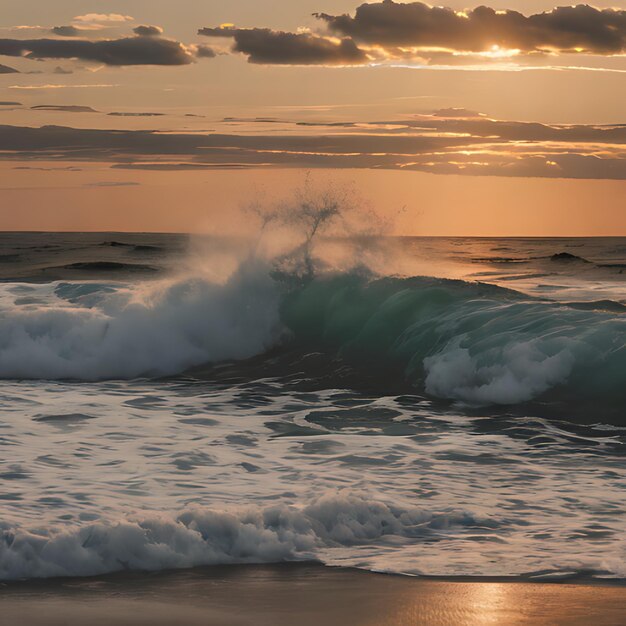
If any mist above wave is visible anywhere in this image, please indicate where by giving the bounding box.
[0,181,378,381]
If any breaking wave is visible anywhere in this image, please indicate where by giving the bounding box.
[282,273,625,416]
[0,493,496,581]
[0,261,282,380]
[0,263,623,418]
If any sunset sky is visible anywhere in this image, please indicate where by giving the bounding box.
[1,1,626,235]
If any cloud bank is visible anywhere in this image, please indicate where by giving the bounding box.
[199,3,626,67]
[1,112,625,180]
[316,2,626,54]
[6,4,626,71]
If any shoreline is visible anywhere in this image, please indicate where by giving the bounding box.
[2,563,625,626]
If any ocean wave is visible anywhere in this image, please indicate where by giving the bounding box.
[0,266,624,416]
[0,493,495,581]
[281,273,625,415]
[0,262,282,380]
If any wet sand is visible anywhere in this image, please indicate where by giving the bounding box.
[2,563,625,626]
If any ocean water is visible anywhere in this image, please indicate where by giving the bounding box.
[0,233,624,581]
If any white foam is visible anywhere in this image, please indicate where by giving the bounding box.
[424,340,575,404]
[0,493,492,580]
[0,261,282,380]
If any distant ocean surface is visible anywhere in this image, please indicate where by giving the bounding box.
[0,233,624,581]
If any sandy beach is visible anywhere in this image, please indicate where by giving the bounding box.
[2,563,625,626]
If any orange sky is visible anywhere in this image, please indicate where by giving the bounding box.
[1,1,626,235]
[1,165,623,236]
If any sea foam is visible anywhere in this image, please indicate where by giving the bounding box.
[0,493,495,581]
[0,261,281,380]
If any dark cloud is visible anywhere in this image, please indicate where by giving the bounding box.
[199,26,367,65]
[315,2,626,54]
[108,111,165,117]
[13,165,82,171]
[0,101,22,106]
[53,66,73,75]
[31,105,98,113]
[0,63,18,74]
[0,123,471,157]
[133,25,164,37]
[0,36,193,65]
[50,26,82,37]
[196,45,216,59]
[112,163,253,171]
